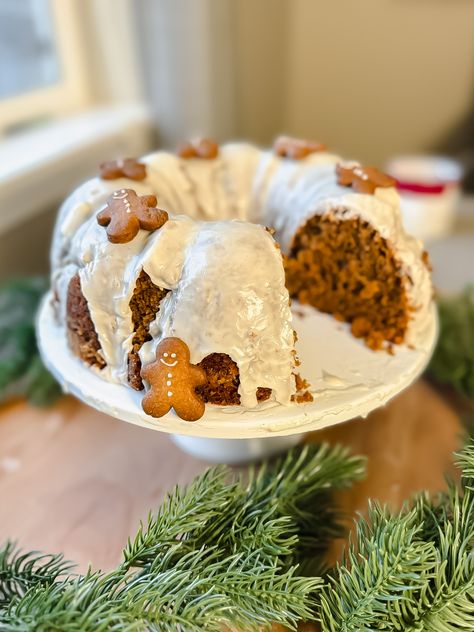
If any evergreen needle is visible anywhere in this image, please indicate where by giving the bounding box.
[428,286,474,401]
[0,277,62,407]
[319,437,474,632]
[0,443,364,630]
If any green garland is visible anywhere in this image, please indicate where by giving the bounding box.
[428,286,474,401]
[320,440,474,631]
[0,444,365,631]
[0,277,61,406]
[0,440,474,632]
[1,441,473,630]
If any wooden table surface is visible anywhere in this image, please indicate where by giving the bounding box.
[0,379,464,576]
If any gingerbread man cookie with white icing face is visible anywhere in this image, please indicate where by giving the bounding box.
[97,189,168,244]
[141,338,207,422]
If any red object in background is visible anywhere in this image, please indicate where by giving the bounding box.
[385,155,463,241]
[387,156,463,196]
[395,180,452,195]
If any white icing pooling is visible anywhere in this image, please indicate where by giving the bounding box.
[218,143,262,220]
[73,216,199,384]
[141,215,198,289]
[60,202,92,237]
[144,153,197,216]
[51,141,433,410]
[179,157,228,220]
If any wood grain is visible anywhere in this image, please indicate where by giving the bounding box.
[0,380,463,572]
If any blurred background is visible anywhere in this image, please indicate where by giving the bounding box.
[0,0,473,285]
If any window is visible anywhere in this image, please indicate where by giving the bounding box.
[0,0,89,135]
[0,0,60,100]
[0,0,151,236]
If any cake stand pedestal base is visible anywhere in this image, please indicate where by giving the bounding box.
[171,433,304,464]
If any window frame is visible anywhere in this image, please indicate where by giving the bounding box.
[0,0,90,135]
[0,0,151,236]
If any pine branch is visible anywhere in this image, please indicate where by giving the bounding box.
[457,440,474,490]
[125,444,366,576]
[0,541,74,608]
[0,444,363,631]
[123,465,235,568]
[428,286,474,400]
[0,569,138,632]
[0,277,61,406]
[1,548,320,632]
[131,547,321,631]
[319,438,474,632]
[399,443,474,631]
[319,503,438,632]
[240,443,366,576]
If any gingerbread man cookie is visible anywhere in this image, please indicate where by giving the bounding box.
[97,189,168,244]
[336,164,396,195]
[141,338,207,422]
[177,138,219,160]
[274,136,327,160]
[99,158,147,181]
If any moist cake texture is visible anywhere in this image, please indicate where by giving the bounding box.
[66,274,105,369]
[285,213,413,350]
[128,271,169,390]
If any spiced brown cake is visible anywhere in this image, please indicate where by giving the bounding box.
[50,137,433,418]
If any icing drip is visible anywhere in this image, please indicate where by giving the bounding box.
[77,221,150,381]
[140,221,295,407]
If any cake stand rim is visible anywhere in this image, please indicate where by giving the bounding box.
[37,292,438,439]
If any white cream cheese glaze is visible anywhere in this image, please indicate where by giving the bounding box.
[52,206,297,406]
[140,220,295,408]
[51,141,433,409]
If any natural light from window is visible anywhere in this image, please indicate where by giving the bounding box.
[0,0,60,100]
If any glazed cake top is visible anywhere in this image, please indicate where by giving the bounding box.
[51,142,433,408]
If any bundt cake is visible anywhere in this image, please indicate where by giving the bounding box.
[50,137,433,421]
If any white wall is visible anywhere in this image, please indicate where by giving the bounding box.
[223,0,474,163]
[284,0,474,162]
[281,0,474,163]
[136,0,474,165]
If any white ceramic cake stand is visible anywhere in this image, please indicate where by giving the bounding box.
[37,294,437,463]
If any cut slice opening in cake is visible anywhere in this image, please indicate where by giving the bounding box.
[196,353,272,406]
[128,274,279,403]
[284,212,413,350]
[66,274,106,369]
[128,270,169,390]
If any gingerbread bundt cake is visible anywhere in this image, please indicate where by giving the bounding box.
[50,137,433,420]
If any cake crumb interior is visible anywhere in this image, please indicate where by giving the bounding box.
[66,274,106,369]
[128,270,169,390]
[196,353,272,405]
[284,213,411,350]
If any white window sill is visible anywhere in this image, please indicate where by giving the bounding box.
[0,103,154,235]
